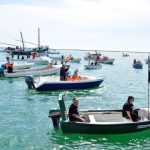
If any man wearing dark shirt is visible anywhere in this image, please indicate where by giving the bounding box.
[60,65,66,81]
[122,96,139,122]
[69,98,85,122]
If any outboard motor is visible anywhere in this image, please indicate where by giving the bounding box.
[49,109,61,128]
[25,75,35,89]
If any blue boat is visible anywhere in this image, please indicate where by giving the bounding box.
[34,76,104,91]
[133,63,143,69]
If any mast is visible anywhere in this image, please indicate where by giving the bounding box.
[20,32,25,51]
[38,27,40,50]
[148,55,150,119]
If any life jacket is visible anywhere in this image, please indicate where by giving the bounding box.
[67,77,73,81]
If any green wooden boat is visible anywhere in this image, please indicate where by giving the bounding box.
[49,95,150,134]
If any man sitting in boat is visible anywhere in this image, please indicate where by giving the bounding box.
[133,59,136,64]
[72,69,81,80]
[69,98,85,122]
[54,61,58,65]
[95,61,98,65]
[6,62,13,73]
[91,62,94,65]
[103,56,108,61]
[122,96,140,122]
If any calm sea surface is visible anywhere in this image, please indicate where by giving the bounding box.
[0,50,150,150]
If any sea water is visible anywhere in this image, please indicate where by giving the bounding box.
[0,50,150,150]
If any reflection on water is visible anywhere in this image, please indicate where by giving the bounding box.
[49,128,150,149]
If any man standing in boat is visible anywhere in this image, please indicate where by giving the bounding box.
[60,64,68,81]
[69,98,85,122]
[122,96,140,122]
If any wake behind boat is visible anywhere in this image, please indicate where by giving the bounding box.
[32,76,104,91]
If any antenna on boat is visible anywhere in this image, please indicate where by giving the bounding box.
[148,55,150,119]
[20,31,25,51]
[38,27,40,50]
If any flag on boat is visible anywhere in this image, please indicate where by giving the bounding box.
[148,56,150,83]
[65,55,71,62]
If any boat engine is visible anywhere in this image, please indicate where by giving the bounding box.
[25,75,35,89]
[49,109,61,128]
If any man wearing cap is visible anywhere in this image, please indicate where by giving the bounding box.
[69,98,85,122]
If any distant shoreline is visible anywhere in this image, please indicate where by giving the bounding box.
[0,47,150,54]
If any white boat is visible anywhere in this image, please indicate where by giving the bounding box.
[11,56,52,65]
[4,65,60,78]
[84,63,102,69]
[27,56,52,65]
[33,76,104,91]
[84,52,102,60]
[98,58,115,65]
[14,63,34,70]
[48,49,60,54]
[50,56,81,63]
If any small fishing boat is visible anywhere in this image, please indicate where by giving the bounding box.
[27,56,52,65]
[133,63,143,69]
[11,56,52,65]
[98,58,115,65]
[50,56,81,63]
[122,53,129,57]
[33,76,104,91]
[48,49,60,54]
[84,63,102,69]
[84,54,115,65]
[84,52,102,60]
[13,63,34,70]
[4,65,60,78]
[49,95,150,134]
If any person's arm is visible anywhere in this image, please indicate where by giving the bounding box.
[126,111,132,120]
[72,114,85,122]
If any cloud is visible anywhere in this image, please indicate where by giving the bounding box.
[0,0,150,50]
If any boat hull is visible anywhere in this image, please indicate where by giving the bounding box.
[61,120,150,134]
[36,79,103,91]
[60,109,150,134]
[5,67,60,78]
[133,64,143,69]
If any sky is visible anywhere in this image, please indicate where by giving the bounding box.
[0,0,150,51]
